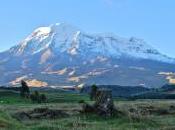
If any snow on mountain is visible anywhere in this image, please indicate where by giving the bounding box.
[1,22,175,87]
[8,22,175,64]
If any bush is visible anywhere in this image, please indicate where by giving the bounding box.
[40,94,47,103]
[78,100,85,104]
[30,91,47,103]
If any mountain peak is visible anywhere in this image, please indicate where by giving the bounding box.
[1,22,175,87]
[6,22,175,64]
[30,22,80,38]
[33,27,52,36]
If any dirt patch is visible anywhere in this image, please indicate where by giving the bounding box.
[13,108,69,121]
[0,120,9,128]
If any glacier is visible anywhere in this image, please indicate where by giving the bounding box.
[8,22,174,64]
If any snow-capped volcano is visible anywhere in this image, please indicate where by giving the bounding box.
[10,23,81,56]
[9,23,174,63]
[0,23,175,87]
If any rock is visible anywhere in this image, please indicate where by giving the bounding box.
[13,108,69,121]
[32,108,49,114]
[94,88,115,117]
[82,88,116,117]
[82,103,95,113]
[13,112,31,121]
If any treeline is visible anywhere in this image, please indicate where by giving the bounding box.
[131,84,175,99]
[81,84,175,99]
[131,92,175,99]
[81,85,150,98]
[0,86,20,91]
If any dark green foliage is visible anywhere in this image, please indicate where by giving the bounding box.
[30,91,47,103]
[20,80,30,98]
[40,94,47,103]
[0,88,89,104]
[90,84,98,101]
[30,91,38,103]
[78,100,85,104]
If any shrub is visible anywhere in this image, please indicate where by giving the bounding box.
[78,100,85,104]
[30,91,47,103]
[40,94,47,103]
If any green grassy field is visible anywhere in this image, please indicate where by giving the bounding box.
[1,89,175,130]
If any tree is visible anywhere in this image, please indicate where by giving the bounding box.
[30,92,37,102]
[40,94,47,103]
[20,80,30,98]
[90,84,98,101]
[30,91,40,103]
[34,91,39,98]
[30,91,47,103]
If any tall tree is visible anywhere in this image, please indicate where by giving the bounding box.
[90,84,98,101]
[20,80,30,98]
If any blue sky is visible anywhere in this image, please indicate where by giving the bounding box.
[0,0,175,57]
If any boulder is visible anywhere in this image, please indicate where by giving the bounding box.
[13,108,69,121]
[94,88,115,117]
[82,88,116,117]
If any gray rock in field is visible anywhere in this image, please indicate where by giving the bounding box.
[94,88,114,117]
[13,112,31,121]
[13,108,69,121]
[82,88,115,117]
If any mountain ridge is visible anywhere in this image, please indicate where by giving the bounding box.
[7,23,175,63]
[0,22,175,87]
